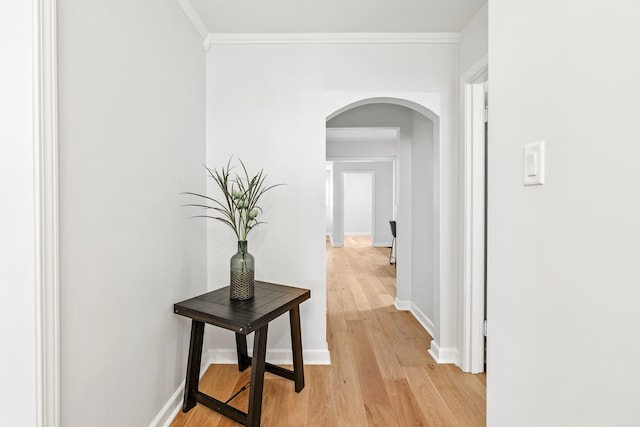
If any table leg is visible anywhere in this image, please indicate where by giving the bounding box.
[247,325,268,427]
[183,320,205,412]
[289,306,305,392]
[235,332,250,371]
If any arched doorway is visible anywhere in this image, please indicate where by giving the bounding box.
[325,97,446,362]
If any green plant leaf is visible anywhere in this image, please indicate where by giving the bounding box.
[183,158,283,241]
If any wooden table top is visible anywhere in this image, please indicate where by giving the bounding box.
[174,281,310,335]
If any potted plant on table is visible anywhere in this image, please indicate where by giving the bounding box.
[184,158,282,300]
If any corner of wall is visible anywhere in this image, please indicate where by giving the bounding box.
[409,302,435,338]
[428,341,460,365]
[148,351,214,427]
[396,298,462,367]
[175,0,209,41]
[149,343,332,425]
[394,298,411,311]
[458,3,488,75]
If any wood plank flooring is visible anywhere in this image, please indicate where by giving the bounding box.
[171,235,486,427]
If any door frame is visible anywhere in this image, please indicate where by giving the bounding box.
[461,57,488,374]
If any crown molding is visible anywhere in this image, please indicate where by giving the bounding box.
[207,32,460,46]
[175,0,210,50]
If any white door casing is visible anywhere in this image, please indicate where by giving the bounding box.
[461,57,488,374]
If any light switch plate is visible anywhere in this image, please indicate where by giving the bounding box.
[523,141,545,186]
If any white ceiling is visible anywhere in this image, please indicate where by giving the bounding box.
[189,0,487,33]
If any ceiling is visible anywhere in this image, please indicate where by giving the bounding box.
[189,0,487,33]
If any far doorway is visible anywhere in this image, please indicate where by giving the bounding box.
[343,171,374,240]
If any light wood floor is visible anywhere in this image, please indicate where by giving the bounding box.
[171,235,486,427]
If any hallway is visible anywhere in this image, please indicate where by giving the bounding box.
[171,236,485,426]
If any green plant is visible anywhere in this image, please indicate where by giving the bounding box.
[183,158,282,241]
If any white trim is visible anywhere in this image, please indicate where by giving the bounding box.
[397,299,460,365]
[148,347,330,426]
[208,32,460,45]
[148,352,215,427]
[174,0,210,48]
[394,297,411,311]
[208,348,332,365]
[326,97,439,122]
[396,300,436,344]
[328,232,342,248]
[428,341,459,365]
[372,240,393,248]
[460,54,489,83]
[148,382,184,427]
[460,56,488,374]
[34,0,60,425]
[409,302,435,339]
[344,232,373,236]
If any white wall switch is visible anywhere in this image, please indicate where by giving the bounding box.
[523,141,545,186]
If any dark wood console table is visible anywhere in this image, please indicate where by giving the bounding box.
[174,281,310,427]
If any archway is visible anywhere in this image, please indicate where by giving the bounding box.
[325,97,444,361]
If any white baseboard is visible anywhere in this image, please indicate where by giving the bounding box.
[428,340,441,363]
[428,340,460,365]
[149,346,330,426]
[373,240,393,247]
[148,381,184,427]
[394,298,411,311]
[394,298,459,365]
[328,234,343,248]
[148,352,214,427]
[408,302,435,339]
[209,348,332,365]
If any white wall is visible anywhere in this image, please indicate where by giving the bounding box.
[325,166,333,235]
[206,40,458,360]
[459,2,488,73]
[343,172,373,235]
[410,112,436,330]
[488,1,640,425]
[0,1,38,424]
[57,0,207,425]
[326,138,397,158]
